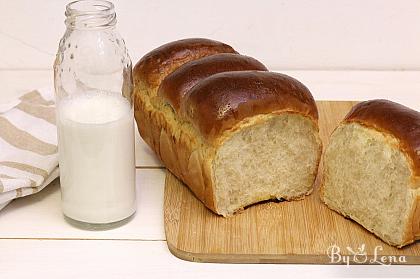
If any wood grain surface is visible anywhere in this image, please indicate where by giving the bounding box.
[164,101,420,264]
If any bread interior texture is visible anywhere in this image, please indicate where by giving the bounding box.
[322,122,415,246]
[213,113,320,216]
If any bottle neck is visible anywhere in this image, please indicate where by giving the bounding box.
[65,0,116,30]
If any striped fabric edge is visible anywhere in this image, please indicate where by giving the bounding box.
[0,165,45,189]
[0,167,59,205]
[0,201,10,211]
[0,177,34,193]
[0,191,16,207]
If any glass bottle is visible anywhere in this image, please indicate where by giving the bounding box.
[53,0,136,229]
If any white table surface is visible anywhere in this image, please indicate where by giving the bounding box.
[1,70,420,278]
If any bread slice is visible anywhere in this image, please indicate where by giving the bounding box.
[133,38,322,216]
[212,112,321,214]
[320,100,420,247]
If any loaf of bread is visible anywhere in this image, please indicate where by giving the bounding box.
[321,100,420,247]
[133,38,322,216]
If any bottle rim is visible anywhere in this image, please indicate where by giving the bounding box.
[65,0,116,30]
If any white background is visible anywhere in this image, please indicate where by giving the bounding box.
[0,0,420,70]
[0,0,420,278]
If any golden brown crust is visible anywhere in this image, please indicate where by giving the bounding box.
[344,99,420,179]
[158,53,268,112]
[133,89,218,212]
[133,38,237,94]
[132,38,237,213]
[181,71,319,143]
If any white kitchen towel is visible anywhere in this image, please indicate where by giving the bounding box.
[0,87,59,210]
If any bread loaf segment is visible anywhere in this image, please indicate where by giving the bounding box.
[133,38,322,216]
[321,100,420,247]
[345,100,420,178]
[181,71,319,143]
[158,53,268,112]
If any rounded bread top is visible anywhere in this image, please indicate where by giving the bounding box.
[158,53,268,112]
[133,38,237,91]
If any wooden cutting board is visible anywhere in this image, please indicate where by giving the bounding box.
[164,101,420,264]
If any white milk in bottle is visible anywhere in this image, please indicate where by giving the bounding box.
[57,91,136,226]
